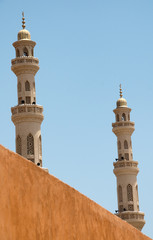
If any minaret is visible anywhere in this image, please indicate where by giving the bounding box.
[11,13,44,167]
[112,85,145,231]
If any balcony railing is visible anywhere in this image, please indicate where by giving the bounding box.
[116,211,144,221]
[11,105,43,115]
[11,57,39,66]
[112,121,135,128]
[113,160,138,169]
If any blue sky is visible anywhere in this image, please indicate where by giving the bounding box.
[0,0,153,238]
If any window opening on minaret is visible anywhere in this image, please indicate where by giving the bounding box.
[118,185,123,202]
[121,113,126,121]
[18,97,22,105]
[16,49,20,57]
[18,82,21,92]
[26,97,31,104]
[136,185,139,202]
[116,114,119,122]
[23,47,29,57]
[124,140,128,149]
[31,48,34,56]
[128,114,130,121]
[25,81,30,91]
[16,135,22,155]
[127,184,133,201]
[128,204,134,211]
[125,153,129,160]
[39,135,42,156]
[27,133,34,155]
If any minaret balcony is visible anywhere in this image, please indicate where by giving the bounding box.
[11,57,39,75]
[11,104,44,124]
[113,160,139,175]
[112,121,135,135]
[115,211,145,231]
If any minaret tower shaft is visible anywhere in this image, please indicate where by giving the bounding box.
[112,85,145,231]
[11,13,44,166]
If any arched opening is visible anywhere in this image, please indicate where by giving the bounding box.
[136,185,139,202]
[124,153,129,160]
[128,204,134,211]
[25,81,30,91]
[121,113,126,121]
[128,114,130,121]
[116,114,119,122]
[118,185,123,202]
[118,141,121,150]
[16,49,20,57]
[23,47,29,56]
[18,82,21,92]
[124,140,128,149]
[26,96,31,104]
[31,48,34,56]
[127,184,133,201]
[27,133,34,155]
[16,135,22,155]
[18,97,22,105]
[39,135,42,156]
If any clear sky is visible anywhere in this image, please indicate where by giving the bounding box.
[0,0,153,238]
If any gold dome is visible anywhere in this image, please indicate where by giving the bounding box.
[116,97,127,108]
[18,29,31,40]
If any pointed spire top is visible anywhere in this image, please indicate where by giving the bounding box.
[119,84,123,98]
[22,11,26,29]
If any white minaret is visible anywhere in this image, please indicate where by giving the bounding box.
[11,13,44,167]
[112,85,145,231]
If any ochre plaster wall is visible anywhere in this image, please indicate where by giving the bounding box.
[0,145,151,240]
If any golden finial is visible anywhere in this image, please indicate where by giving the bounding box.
[119,84,123,98]
[22,11,26,29]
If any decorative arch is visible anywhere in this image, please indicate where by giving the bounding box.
[25,81,30,91]
[16,48,20,57]
[118,141,121,150]
[136,185,139,202]
[121,113,126,121]
[27,133,34,155]
[116,114,119,122]
[16,135,22,155]
[124,140,128,149]
[125,153,129,160]
[118,185,123,202]
[39,135,42,156]
[23,47,29,56]
[127,184,133,201]
[18,82,21,92]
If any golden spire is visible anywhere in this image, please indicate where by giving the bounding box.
[22,11,26,29]
[119,84,123,98]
